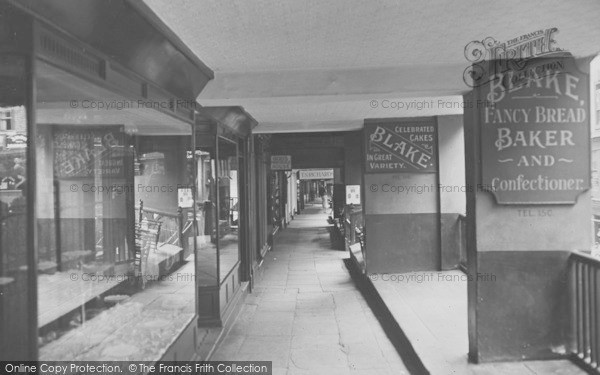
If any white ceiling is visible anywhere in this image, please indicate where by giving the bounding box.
[144,0,600,133]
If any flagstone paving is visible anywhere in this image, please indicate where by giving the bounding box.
[210,203,409,375]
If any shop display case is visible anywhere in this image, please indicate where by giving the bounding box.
[194,107,256,324]
[0,1,213,360]
[34,58,197,352]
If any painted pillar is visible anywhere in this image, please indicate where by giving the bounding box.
[363,117,440,273]
[465,56,592,362]
[438,115,467,269]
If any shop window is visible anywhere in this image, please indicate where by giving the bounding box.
[195,147,218,286]
[217,137,240,282]
[0,55,33,360]
[269,171,282,229]
[34,60,196,358]
[595,82,600,130]
[0,110,12,131]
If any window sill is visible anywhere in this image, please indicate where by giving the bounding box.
[39,262,196,361]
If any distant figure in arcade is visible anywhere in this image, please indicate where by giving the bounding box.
[318,185,326,209]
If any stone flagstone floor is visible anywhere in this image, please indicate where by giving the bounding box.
[210,203,409,375]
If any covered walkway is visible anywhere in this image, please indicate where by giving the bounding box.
[210,204,409,374]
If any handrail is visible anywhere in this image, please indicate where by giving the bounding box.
[571,251,600,265]
[569,250,600,371]
[134,205,179,218]
[343,206,364,250]
[136,200,191,252]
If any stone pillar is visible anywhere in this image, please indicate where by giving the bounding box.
[465,56,592,362]
[363,117,440,273]
[438,115,467,270]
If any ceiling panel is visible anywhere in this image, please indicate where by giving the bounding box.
[143,0,600,132]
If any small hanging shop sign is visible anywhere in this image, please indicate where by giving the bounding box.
[271,155,292,170]
[298,169,334,180]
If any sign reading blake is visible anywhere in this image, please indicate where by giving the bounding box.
[481,56,590,204]
[365,119,437,173]
[53,125,126,179]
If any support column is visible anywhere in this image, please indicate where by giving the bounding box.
[465,56,592,362]
[438,115,467,270]
[363,117,439,273]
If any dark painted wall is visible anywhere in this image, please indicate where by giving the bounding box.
[271,132,346,169]
[476,251,571,361]
[344,131,363,185]
[281,148,344,169]
[440,213,461,269]
[366,214,439,273]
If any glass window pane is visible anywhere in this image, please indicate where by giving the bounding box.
[35,60,196,359]
[217,137,239,282]
[195,147,218,286]
[0,55,32,360]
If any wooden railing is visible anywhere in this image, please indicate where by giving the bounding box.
[136,201,194,255]
[570,251,600,371]
[343,206,365,271]
[344,208,363,250]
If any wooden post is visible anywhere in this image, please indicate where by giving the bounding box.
[177,206,185,263]
[53,179,62,272]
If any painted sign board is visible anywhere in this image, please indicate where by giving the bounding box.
[346,185,361,205]
[480,56,590,204]
[271,155,292,170]
[53,125,126,179]
[5,133,27,149]
[178,187,193,208]
[365,118,437,173]
[298,169,334,180]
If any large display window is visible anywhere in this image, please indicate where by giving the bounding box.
[0,0,217,361]
[0,54,34,360]
[217,137,240,282]
[34,59,197,358]
[194,135,241,287]
[195,145,218,287]
[194,110,253,325]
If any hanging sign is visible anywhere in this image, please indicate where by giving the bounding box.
[271,155,292,170]
[346,185,361,205]
[178,187,194,208]
[365,119,437,173]
[5,133,27,149]
[480,56,590,204]
[298,169,334,180]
